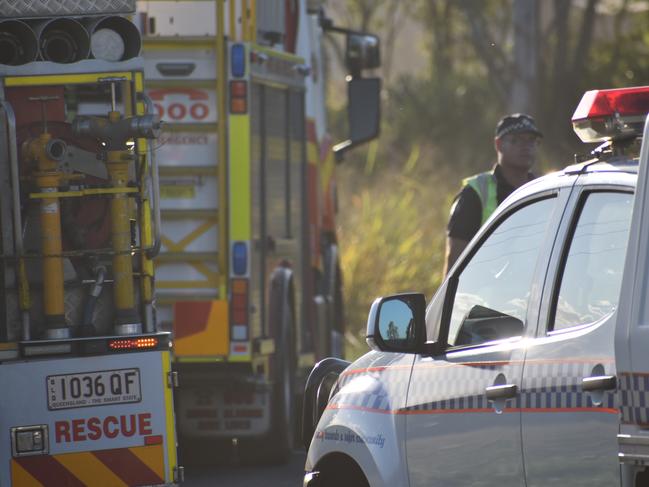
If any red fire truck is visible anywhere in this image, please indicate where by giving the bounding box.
[137,0,381,463]
[0,0,180,484]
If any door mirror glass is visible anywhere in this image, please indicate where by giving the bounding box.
[334,77,381,161]
[348,77,380,145]
[366,293,425,352]
[378,299,414,347]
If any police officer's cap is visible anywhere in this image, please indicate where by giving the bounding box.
[495,113,543,139]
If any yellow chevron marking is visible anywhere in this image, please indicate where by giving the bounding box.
[321,149,335,192]
[190,262,219,281]
[11,461,42,487]
[162,220,216,252]
[131,445,165,480]
[55,452,127,487]
[307,142,318,165]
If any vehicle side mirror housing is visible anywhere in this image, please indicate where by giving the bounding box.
[345,33,380,75]
[366,293,426,353]
[334,77,381,162]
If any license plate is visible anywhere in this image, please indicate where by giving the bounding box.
[47,369,141,410]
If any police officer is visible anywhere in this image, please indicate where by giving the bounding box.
[444,113,543,275]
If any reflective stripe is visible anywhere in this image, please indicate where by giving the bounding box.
[331,359,617,415]
[11,445,165,487]
[462,172,498,224]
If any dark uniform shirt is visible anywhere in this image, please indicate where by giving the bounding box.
[447,165,534,241]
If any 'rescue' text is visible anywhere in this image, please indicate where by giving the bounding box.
[55,413,153,442]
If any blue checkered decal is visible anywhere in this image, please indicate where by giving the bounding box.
[330,360,617,414]
[618,372,649,425]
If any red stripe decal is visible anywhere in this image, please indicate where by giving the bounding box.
[341,366,389,376]
[15,456,85,487]
[327,404,620,416]
[93,448,163,485]
[306,121,317,144]
[144,434,164,445]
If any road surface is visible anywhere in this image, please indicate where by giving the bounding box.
[183,449,307,487]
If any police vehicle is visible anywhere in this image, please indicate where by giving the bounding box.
[301,86,649,487]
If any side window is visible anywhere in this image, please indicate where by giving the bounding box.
[551,191,633,331]
[447,197,556,347]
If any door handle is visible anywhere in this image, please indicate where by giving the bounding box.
[485,383,518,400]
[582,375,616,392]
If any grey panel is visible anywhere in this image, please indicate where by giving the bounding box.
[0,0,135,17]
[0,58,143,76]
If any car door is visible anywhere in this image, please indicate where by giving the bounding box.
[521,178,635,486]
[616,124,649,483]
[405,188,566,487]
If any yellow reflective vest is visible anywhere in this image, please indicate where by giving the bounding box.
[462,171,498,225]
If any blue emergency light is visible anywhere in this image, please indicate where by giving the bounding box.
[232,242,247,276]
[231,44,246,78]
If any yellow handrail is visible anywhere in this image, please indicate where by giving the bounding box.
[229,0,236,40]
[241,0,248,41]
[249,0,256,42]
[216,0,228,297]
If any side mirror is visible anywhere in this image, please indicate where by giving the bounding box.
[366,293,426,353]
[345,33,380,76]
[333,77,381,161]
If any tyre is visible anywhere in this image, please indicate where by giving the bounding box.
[245,270,296,464]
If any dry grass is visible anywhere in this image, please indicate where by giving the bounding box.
[336,151,460,359]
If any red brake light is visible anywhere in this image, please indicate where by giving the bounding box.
[109,337,159,350]
[230,80,248,114]
[230,80,247,97]
[572,86,649,143]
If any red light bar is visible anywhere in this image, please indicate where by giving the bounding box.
[572,86,649,143]
[109,337,159,351]
[573,86,649,121]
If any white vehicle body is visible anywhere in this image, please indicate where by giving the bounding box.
[304,87,649,487]
[616,114,649,485]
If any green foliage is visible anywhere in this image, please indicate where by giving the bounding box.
[337,155,456,358]
[331,0,649,359]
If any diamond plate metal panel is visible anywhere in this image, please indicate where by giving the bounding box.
[0,0,135,18]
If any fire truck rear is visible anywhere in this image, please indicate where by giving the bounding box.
[0,1,180,485]
[136,0,381,463]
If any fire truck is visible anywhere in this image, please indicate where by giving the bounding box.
[0,0,180,485]
[136,0,381,462]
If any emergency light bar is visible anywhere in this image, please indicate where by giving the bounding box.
[572,86,649,143]
[0,0,135,18]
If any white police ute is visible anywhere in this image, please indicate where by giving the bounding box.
[302,86,649,487]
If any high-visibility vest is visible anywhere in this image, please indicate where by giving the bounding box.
[462,171,498,225]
